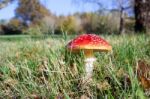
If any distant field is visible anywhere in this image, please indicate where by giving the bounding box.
[0,34,150,98]
[0,34,75,41]
[0,35,52,41]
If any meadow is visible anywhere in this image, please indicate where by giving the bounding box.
[0,34,150,98]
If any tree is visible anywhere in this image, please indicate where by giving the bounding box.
[41,15,57,34]
[74,0,133,34]
[80,13,93,33]
[1,18,25,34]
[60,15,79,34]
[15,0,50,26]
[0,0,14,9]
[134,0,150,33]
[113,0,133,34]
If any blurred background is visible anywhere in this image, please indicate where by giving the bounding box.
[0,0,149,35]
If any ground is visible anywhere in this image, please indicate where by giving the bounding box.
[0,34,150,98]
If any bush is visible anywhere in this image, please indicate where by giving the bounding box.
[61,16,76,34]
[23,25,43,36]
[41,16,57,35]
[0,25,4,35]
[1,25,22,35]
[125,18,135,33]
[1,19,25,35]
[79,12,119,34]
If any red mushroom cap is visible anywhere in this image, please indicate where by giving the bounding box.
[67,34,112,52]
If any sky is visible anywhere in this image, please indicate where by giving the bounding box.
[0,0,114,20]
[0,0,132,20]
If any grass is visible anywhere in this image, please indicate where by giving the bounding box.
[0,34,150,98]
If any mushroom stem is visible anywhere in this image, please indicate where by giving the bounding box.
[84,50,96,80]
[84,57,96,80]
[84,49,94,58]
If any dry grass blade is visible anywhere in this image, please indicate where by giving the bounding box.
[4,78,18,87]
[80,94,90,99]
[8,62,17,75]
[55,93,64,99]
[97,80,111,91]
[70,63,78,76]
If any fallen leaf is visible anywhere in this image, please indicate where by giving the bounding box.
[136,60,150,89]
[137,60,150,78]
[30,94,41,99]
[139,75,150,89]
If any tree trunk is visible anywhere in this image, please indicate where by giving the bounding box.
[134,0,145,32]
[119,7,125,34]
[134,0,150,33]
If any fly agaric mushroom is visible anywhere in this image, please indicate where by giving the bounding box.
[67,34,112,80]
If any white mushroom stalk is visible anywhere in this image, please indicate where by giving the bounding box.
[84,57,96,80]
[84,50,96,80]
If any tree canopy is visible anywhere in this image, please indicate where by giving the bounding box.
[15,0,50,26]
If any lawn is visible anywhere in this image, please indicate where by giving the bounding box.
[0,34,150,98]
